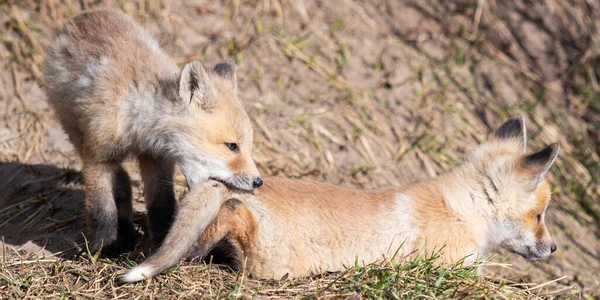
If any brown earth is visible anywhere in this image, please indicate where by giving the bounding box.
[0,0,599,298]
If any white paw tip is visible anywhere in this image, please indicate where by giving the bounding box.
[120,266,152,283]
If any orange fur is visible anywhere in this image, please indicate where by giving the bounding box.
[524,180,552,240]
[122,115,561,282]
[404,181,478,263]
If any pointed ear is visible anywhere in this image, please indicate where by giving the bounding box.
[494,115,527,152]
[519,143,559,183]
[178,60,217,110]
[213,60,237,90]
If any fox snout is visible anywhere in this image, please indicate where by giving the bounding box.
[508,234,556,261]
[523,240,557,260]
[497,218,557,261]
[224,153,262,190]
[218,173,262,191]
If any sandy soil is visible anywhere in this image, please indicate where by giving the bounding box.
[0,0,598,296]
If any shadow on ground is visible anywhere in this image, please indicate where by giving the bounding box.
[0,162,149,260]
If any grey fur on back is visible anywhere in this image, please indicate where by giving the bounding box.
[44,9,180,157]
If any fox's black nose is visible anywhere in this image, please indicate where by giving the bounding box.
[551,243,557,253]
[253,177,263,188]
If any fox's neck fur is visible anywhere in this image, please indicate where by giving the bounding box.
[401,163,498,265]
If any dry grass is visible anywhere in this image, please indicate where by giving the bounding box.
[0,249,551,299]
[0,0,599,298]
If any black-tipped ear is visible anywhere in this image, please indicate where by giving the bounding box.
[494,115,526,152]
[179,60,216,110]
[520,143,559,181]
[213,60,237,89]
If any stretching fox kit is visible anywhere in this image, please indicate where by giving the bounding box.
[122,115,560,282]
[43,9,262,256]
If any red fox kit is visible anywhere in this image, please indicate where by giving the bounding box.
[43,9,262,257]
[122,115,560,282]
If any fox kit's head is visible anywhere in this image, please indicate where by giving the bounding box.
[175,60,261,191]
[466,115,559,260]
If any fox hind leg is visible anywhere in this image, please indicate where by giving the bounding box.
[139,157,176,247]
[113,165,137,254]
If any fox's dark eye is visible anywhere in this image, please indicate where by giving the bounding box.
[536,214,542,224]
[225,143,239,153]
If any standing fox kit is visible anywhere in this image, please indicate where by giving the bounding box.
[43,9,262,256]
[123,115,560,282]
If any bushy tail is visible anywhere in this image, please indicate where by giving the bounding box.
[120,181,227,283]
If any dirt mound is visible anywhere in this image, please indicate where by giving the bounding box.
[0,0,598,297]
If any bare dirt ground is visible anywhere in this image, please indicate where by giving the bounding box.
[0,0,599,298]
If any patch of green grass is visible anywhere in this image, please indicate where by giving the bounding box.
[428,138,459,167]
[254,20,264,34]
[352,126,363,138]
[500,97,541,115]
[348,164,372,177]
[292,33,311,49]
[293,112,311,126]
[455,46,466,66]
[338,45,350,66]
[339,261,475,297]
[321,250,535,299]
[330,18,345,31]
[376,51,385,71]
[234,52,244,63]
[453,1,476,14]
[410,131,430,151]
[305,55,317,68]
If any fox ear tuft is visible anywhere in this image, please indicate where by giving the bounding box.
[178,60,217,110]
[494,115,526,152]
[213,60,237,90]
[519,143,559,183]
